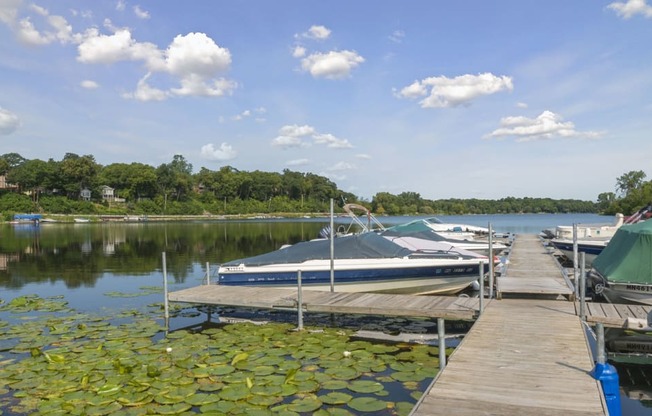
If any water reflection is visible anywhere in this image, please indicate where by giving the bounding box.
[0,221,328,290]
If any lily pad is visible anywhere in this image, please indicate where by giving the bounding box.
[288,396,322,413]
[319,391,353,405]
[348,396,388,412]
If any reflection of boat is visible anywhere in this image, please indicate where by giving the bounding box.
[217,232,488,295]
[379,220,508,255]
[589,220,652,305]
[549,237,609,266]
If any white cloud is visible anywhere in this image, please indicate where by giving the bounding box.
[80,79,99,89]
[286,158,310,166]
[313,133,353,148]
[0,0,20,25]
[300,50,365,79]
[231,110,251,121]
[355,153,372,160]
[292,45,306,58]
[133,5,150,19]
[306,25,331,40]
[485,110,605,142]
[122,72,167,101]
[396,73,513,108]
[201,143,237,161]
[16,17,51,45]
[607,0,652,18]
[0,107,20,135]
[116,0,127,12]
[77,28,163,67]
[272,124,315,148]
[516,102,528,109]
[77,29,236,99]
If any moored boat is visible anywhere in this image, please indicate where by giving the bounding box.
[549,237,609,267]
[216,232,488,295]
[589,220,652,305]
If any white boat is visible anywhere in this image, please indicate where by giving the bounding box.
[549,213,624,239]
[217,232,488,295]
[422,217,490,235]
[549,237,610,267]
[380,219,508,256]
[74,218,90,223]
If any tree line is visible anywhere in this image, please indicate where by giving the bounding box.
[0,152,648,217]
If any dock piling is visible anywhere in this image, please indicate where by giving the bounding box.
[297,270,304,330]
[162,252,169,329]
[437,317,446,372]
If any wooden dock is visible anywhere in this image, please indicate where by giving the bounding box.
[410,298,605,415]
[497,233,574,299]
[167,233,652,416]
[168,285,481,320]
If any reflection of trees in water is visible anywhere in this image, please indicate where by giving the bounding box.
[0,221,327,289]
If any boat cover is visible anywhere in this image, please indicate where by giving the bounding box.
[381,220,471,243]
[222,232,413,267]
[592,220,652,284]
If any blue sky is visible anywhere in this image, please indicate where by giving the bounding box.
[1,0,651,201]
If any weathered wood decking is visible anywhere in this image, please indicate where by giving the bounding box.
[168,285,481,320]
[496,233,574,299]
[166,233,652,416]
[410,298,605,416]
[411,234,607,415]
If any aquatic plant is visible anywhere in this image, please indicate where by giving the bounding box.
[0,295,443,415]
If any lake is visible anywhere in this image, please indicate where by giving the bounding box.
[1,213,650,415]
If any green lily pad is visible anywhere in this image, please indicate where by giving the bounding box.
[288,397,322,413]
[347,380,384,393]
[348,396,388,412]
[319,391,353,405]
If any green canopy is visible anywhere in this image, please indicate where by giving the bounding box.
[592,220,652,284]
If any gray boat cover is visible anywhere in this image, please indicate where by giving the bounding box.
[222,232,413,267]
[592,220,652,284]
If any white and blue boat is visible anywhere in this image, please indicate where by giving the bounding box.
[549,237,609,266]
[217,232,488,295]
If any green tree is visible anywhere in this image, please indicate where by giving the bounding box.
[616,170,646,197]
[59,153,100,198]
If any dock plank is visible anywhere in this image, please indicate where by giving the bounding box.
[497,234,574,298]
[168,285,481,320]
[410,299,605,416]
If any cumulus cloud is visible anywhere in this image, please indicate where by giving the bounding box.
[300,50,365,79]
[0,0,20,25]
[313,133,353,148]
[80,79,99,89]
[485,110,604,142]
[395,73,513,108]
[272,124,315,148]
[201,143,237,161]
[607,0,652,18]
[272,124,353,149]
[77,29,236,99]
[305,25,331,40]
[292,45,306,58]
[116,0,127,12]
[122,72,167,101]
[133,5,150,19]
[0,107,20,135]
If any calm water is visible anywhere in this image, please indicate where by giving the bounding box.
[1,213,650,414]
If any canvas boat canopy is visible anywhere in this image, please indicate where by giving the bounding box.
[222,232,413,267]
[592,220,652,284]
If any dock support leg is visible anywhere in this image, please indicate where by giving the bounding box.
[162,252,169,330]
[297,270,304,331]
[438,318,446,372]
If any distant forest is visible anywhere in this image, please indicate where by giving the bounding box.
[0,152,648,218]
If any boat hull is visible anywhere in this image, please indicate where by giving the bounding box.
[596,282,652,306]
[550,239,607,266]
[218,259,486,295]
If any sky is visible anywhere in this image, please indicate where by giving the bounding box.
[1,0,651,202]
